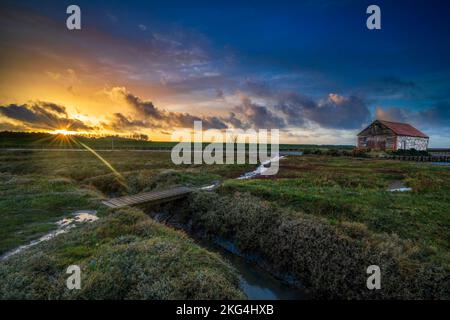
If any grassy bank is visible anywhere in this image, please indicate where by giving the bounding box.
[0,149,248,299]
[1,149,449,299]
[0,207,244,299]
[0,149,252,254]
[222,156,450,253]
[154,155,450,298]
[0,172,104,253]
[172,191,449,299]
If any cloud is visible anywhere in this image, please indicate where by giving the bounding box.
[0,122,28,131]
[376,103,450,130]
[121,89,162,120]
[274,92,315,127]
[242,79,275,97]
[0,88,372,135]
[306,94,370,129]
[108,88,290,131]
[375,106,408,122]
[235,79,371,130]
[215,89,225,100]
[0,102,92,131]
[103,113,147,132]
[273,92,370,129]
[233,95,286,129]
[418,103,450,127]
[221,112,248,129]
[107,87,229,130]
[362,76,419,99]
[0,6,218,92]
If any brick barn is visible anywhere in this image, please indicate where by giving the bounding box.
[357,120,429,151]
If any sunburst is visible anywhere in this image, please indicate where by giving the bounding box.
[49,129,79,135]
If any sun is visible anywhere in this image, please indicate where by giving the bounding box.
[50,129,78,135]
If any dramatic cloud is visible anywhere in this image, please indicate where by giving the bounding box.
[108,88,229,130]
[0,102,93,131]
[306,94,370,129]
[0,89,372,135]
[104,113,147,132]
[273,92,370,130]
[233,95,286,129]
[236,79,371,130]
[375,107,409,123]
[275,92,315,127]
[122,91,162,120]
[376,103,450,130]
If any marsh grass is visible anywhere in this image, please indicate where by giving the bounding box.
[222,156,450,252]
[183,191,449,299]
[1,149,449,299]
[0,150,251,254]
[0,208,245,299]
[0,172,104,253]
[0,150,247,299]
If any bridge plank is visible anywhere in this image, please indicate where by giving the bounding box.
[102,186,193,208]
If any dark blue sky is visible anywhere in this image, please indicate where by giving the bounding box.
[1,0,449,145]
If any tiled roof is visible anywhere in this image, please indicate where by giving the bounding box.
[379,120,429,138]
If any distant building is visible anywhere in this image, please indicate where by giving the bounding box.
[357,120,429,151]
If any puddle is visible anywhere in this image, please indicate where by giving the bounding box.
[237,154,286,179]
[199,181,220,191]
[387,180,412,192]
[56,211,99,227]
[280,151,303,156]
[431,162,450,166]
[1,210,98,261]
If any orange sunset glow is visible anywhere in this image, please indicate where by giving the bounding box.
[1,1,449,147]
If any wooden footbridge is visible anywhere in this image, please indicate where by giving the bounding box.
[102,186,195,208]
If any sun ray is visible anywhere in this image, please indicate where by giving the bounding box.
[68,136,129,190]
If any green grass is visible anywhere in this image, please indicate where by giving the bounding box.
[181,191,449,299]
[1,147,449,299]
[222,156,450,254]
[0,208,245,299]
[0,131,354,151]
[0,173,104,253]
[0,149,248,299]
[0,149,252,254]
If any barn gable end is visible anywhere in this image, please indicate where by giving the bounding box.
[357,120,429,151]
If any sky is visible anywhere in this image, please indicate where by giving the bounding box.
[0,0,449,146]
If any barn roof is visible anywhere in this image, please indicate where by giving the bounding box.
[379,120,429,138]
[357,120,429,138]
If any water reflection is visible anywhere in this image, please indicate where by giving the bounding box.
[1,210,98,261]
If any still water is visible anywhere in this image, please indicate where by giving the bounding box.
[431,162,450,166]
[0,210,98,261]
[217,247,307,300]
